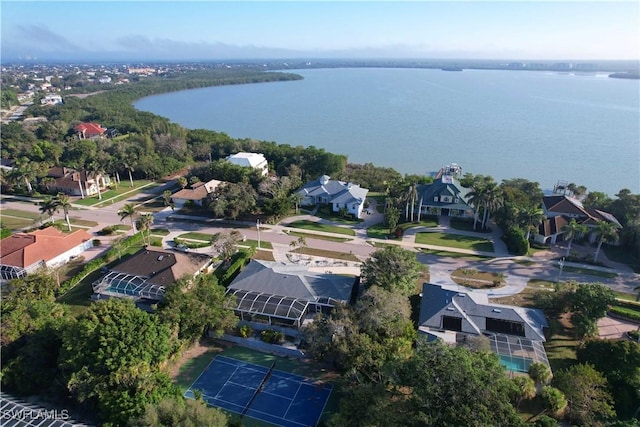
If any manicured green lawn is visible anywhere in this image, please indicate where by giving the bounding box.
[604,245,640,273]
[553,264,618,279]
[367,223,396,239]
[0,208,41,219]
[288,230,352,243]
[401,218,439,229]
[0,215,36,230]
[415,232,494,252]
[178,232,214,241]
[287,220,356,236]
[73,180,154,207]
[449,217,491,233]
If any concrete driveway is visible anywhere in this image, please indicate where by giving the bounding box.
[598,316,639,340]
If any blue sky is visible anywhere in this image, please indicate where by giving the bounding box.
[2,1,638,61]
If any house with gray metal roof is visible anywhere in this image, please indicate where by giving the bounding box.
[416,164,474,218]
[297,175,369,218]
[418,283,550,374]
[226,260,358,328]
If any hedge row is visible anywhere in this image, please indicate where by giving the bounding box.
[609,305,640,322]
[57,233,145,296]
[503,227,528,256]
[218,248,255,287]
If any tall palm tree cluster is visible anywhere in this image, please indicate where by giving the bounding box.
[467,178,504,231]
[38,193,73,231]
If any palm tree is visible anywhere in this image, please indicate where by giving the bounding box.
[481,182,503,230]
[561,219,588,257]
[55,193,73,231]
[518,205,545,240]
[123,158,137,188]
[12,157,37,194]
[39,196,59,224]
[87,161,104,201]
[593,221,619,263]
[137,213,154,246]
[118,203,138,234]
[467,183,487,230]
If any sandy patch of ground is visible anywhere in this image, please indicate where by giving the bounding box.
[168,338,225,380]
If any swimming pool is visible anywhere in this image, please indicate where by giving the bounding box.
[499,355,531,373]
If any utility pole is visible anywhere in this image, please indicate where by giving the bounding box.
[257,218,261,249]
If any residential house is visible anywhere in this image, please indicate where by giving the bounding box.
[226,152,269,176]
[415,164,474,218]
[172,179,224,208]
[40,94,63,105]
[74,122,106,139]
[226,260,358,328]
[297,175,369,218]
[92,248,212,302]
[533,193,622,245]
[0,227,93,282]
[418,283,550,374]
[45,166,111,198]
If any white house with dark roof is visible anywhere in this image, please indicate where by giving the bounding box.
[297,175,369,218]
[226,260,358,328]
[418,283,550,374]
[226,152,268,176]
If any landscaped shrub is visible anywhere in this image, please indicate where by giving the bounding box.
[238,324,253,338]
[503,226,529,255]
[92,239,101,246]
[609,305,640,322]
[260,329,284,344]
[217,249,254,286]
[97,225,117,236]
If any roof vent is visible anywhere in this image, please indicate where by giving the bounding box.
[446,307,456,311]
[157,255,164,261]
[457,293,466,297]
[492,309,502,313]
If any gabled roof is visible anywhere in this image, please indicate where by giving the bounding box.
[538,215,569,237]
[543,195,588,217]
[543,194,621,227]
[226,152,267,168]
[0,227,92,268]
[228,259,355,303]
[416,176,472,209]
[173,179,224,201]
[74,122,106,135]
[110,248,211,287]
[418,283,547,342]
[298,176,368,206]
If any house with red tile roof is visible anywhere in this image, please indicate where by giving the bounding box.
[533,194,621,245]
[0,227,93,281]
[74,122,106,139]
[45,166,111,198]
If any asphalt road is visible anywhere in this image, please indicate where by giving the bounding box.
[2,187,639,295]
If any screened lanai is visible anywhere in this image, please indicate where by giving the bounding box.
[227,289,310,327]
[92,271,166,301]
[487,333,550,374]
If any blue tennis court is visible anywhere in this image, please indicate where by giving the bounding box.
[185,355,333,427]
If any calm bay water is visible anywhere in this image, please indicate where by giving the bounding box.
[134,68,640,196]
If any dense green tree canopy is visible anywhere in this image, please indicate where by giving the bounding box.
[158,274,238,343]
[553,363,616,426]
[577,339,640,419]
[131,396,229,427]
[331,340,524,427]
[360,246,423,295]
[59,299,179,425]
